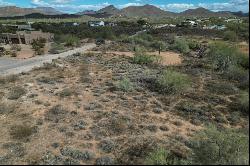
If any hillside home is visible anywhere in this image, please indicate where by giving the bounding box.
[2,24,34,31]
[0,30,54,45]
[88,21,105,27]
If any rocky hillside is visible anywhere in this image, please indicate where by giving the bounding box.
[97,5,120,15]
[180,7,233,17]
[0,6,62,17]
[118,4,175,18]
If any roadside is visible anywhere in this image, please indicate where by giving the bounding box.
[0,43,96,76]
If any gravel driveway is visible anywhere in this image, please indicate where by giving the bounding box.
[0,43,95,76]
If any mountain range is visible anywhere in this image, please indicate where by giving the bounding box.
[0,6,62,17]
[0,5,248,18]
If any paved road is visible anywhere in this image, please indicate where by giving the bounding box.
[0,43,96,76]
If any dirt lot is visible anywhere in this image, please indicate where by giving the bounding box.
[1,43,51,59]
[0,49,248,164]
[88,51,182,66]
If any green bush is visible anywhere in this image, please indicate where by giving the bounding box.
[225,65,249,82]
[187,40,200,50]
[116,77,134,92]
[208,42,247,71]
[237,92,249,114]
[223,30,238,42]
[156,70,191,94]
[65,35,80,47]
[170,38,190,54]
[145,148,183,165]
[133,48,162,65]
[189,125,249,165]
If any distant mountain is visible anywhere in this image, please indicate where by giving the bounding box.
[118,4,175,18]
[35,7,63,15]
[75,10,96,15]
[0,5,244,18]
[230,11,249,17]
[0,6,63,17]
[180,7,233,17]
[97,5,120,15]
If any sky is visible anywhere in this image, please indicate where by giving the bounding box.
[0,0,249,13]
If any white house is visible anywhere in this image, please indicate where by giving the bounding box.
[88,21,105,27]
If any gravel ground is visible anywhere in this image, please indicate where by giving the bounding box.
[0,44,96,76]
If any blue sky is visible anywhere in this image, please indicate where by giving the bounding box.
[0,0,249,13]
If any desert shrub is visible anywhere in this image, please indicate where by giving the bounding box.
[10,51,17,57]
[225,65,249,82]
[31,38,46,55]
[231,92,249,114]
[189,125,249,165]
[116,77,134,92]
[10,124,36,140]
[0,75,18,84]
[58,88,77,98]
[49,43,65,54]
[65,35,80,47]
[145,148,185,165]
[8,86,27,100]
[170,38,190,54]
[187,40,200,50]
[223,30,238,42]
[10,44,21,51]
[156,69,191,94]
[0,102,16,114]
[208,42,247,71]
[150,41,167,51]
[133,48,161,65]
[45,105,68,123]
[206,82,237,95]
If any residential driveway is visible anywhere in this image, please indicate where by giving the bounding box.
[0,43,95,76]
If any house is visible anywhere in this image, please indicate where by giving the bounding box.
[0,30,54,45]
[88,21,105,27]
[104,22,117,27]
[203,25,226,30]
[2,24,34,31]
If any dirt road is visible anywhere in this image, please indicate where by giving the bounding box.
[0,44,95,76]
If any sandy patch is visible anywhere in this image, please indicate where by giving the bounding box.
[88,51,182,66]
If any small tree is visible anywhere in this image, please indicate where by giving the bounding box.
[223,30,238,42]
[31,38,46,55]
[170,38,190,54]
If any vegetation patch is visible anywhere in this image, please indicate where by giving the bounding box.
[8,86,27,100]
[156,69,191,94]
[10,124,37,140]
[116,77,134,92]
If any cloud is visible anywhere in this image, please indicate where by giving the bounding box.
[29,0,249,13]
[53,0,74,4]
[159,1,249,12]
[159,3,196,12]
[118,3,142,9]
[0,0,15,6]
